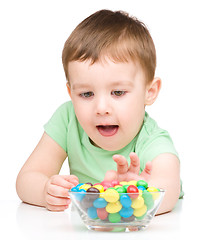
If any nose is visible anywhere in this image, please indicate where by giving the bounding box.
[95,96,111,115]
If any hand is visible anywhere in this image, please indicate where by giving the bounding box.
[44,175,79,211]
[104,152,152,182]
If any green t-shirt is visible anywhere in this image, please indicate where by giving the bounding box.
[44,101,183,197]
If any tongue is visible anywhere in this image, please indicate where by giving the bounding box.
[97,125,118,137]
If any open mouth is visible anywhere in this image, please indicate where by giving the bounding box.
[96,125,119,137]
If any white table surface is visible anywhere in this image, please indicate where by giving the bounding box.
[1,195,208,240]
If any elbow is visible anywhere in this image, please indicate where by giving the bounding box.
[156,183,180,215]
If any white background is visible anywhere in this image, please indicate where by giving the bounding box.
[0,0,211,203]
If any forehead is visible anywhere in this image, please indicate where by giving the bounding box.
[67,58,145,80]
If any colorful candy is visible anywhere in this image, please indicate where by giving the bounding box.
[70,180,162,224]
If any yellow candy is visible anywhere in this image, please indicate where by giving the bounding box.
[114,185,123,189]
[120,181,128,185]
[147,187,159,200]
[127,180,137,186]
[104,189,119,202]
[147,187,158,192]
[79,184,91,191]
[99,193,105,198]
[133,205,147,217]
[131,195,144,209]
[138,190,143,195]
[106,201,122,213]
[93,184,104,193]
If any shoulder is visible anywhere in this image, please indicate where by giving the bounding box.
[138,112,169,140]
[136,112,178,166]
[49,101,74,124]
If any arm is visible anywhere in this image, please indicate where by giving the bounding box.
[16,132,79,211]
[104,152,180,214]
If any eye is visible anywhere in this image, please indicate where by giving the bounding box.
[80,92,94,98]
[111,90,126,97]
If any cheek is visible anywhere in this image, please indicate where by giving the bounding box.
[74,103,92,126]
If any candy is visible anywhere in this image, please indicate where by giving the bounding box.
[147,187,160,200]
[106,201,122,213]
[120,194,132,208]
[108,213,121,223]
[122,215,135,222]
[71,180,162,224]
[87,206,98,219]
[133,204,147,217]
[75,189,86,201]
[142,191,154,210]
[93,197,107,208]
[137,186,146,191]
[86,187,100,200]
[120,181,128,185]
[80,184,92,191]
[127,180,137,186]
[97,207,108,220]
[115,186,126,195]
[137,180,148,189]
[80,195,94,209]
[111,180,120,186]
[127,185,139,199]
[119,207,133,218]
[103,189,119,203]
[92,184,104,193]
[131,195,144,209]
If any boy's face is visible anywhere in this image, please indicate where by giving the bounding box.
[67,59,149,151]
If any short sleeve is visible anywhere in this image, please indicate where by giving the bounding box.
[138,134,179,171]
[44,102,72,152]
[135,113,179,171]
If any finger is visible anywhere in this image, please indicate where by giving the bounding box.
[139,161,152,182]
[113,155,128,174]
[50,175,77,189]
[46,194,71,207]
[104,170,118,181]
[144,162,152,174]
[63,175,79,185]
[128,152,140,174]
[46,203,69,212]
[47,184,70,198]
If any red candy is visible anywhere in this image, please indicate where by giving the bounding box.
[111,180,120,187]
[127,185,139,199]
[100,180,113,191]
[97,207,108,220]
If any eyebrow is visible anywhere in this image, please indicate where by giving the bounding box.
[71,83,91,90]
[72,81,134,90]
[110,81,134,88]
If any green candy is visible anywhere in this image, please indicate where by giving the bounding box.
[122,185,129,192]
[116,186,126,195]
[142,191,154,210]
[137,180,148,189]
[108,213,121,223]
[136,212,147,220]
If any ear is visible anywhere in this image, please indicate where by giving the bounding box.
[66,82,72,98]
[145,77,162,106]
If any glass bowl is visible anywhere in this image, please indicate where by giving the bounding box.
[69,188,165,232]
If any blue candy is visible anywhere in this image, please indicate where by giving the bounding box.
[93,197,107,208]
[75,183,84,191]
[137,186,146,191]
[70,187,78,192]
[119,207,134,218]
[87,207,98,219]
[75,189,86,201]
[120,194,132,208]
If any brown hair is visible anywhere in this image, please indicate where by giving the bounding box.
[62,10,156,83]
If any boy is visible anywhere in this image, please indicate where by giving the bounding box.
[16,10,182,214]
